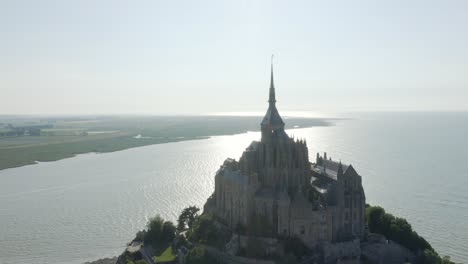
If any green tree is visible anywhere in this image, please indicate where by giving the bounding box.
[188,213,230,247]
[134,230,146,242]
[145,215,164,243]
[441,256,455,264]
[177,206,200,232]
[161,221,176,242]
[186,246,219,264]
[419,249,440,264]
[365,206,431,252]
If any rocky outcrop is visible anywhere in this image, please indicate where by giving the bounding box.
[361,233,416,264]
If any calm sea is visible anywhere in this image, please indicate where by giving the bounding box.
[0,112,467,263]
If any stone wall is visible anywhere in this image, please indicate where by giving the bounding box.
[322,238,361,264]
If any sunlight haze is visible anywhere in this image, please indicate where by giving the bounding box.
[1,0,467,115]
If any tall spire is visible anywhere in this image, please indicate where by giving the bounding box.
[261,55,285,133]
[269,54,276,104]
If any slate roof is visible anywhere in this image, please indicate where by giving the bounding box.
[261,105,285,130]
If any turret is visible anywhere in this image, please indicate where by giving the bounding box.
[337,160,344,181]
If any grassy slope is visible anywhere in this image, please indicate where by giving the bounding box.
[154,246,176,263]
[0,116,333,170]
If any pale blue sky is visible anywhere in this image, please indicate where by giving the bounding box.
[1,0,467,115]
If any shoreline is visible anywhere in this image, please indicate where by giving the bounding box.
[0,136,208,172]
[0,122,332,171]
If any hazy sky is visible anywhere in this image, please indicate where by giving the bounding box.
[1,0,467,115]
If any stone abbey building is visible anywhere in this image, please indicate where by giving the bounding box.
[207,64,366,249]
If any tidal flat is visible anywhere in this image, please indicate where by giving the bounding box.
[0,115,332,170]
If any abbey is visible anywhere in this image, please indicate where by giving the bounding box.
[207,64,366,248]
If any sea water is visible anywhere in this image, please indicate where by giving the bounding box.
[0,112,467,263]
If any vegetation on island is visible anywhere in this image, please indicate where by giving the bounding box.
[186,213,231,248]
[185,246,220,264]
[365,205,457,264]
[119,204,459,264]
[122,206,227,264]
[177,206,200,232]
[127,260,148,264]
[153,246,176,263]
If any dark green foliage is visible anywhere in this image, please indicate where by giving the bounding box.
[143,214,176,244]
[134,230,146,242]
[145,215,165,243]
[417,250,457,264]
[121,250,144,264]
[175,234,188,249]
[419,249,441,264]
[365,206,431,252]
[441,256,456,264]
[162,221,176,243]
[187,214,230,247]
[186,246,220,264]
[366,206,456,264]
[177,206,200,232]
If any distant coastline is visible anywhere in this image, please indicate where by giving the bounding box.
[0,115,334,171]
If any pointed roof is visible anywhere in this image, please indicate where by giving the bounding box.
[261,57,285,130]
[337,160,343,177]
[269,62,276,104]
[344,164,358,176]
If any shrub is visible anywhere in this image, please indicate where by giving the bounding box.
[186,246,220,264]
[142,214,176,244]
[366,206,456,264]
[177,206,200,232]
[365,206,431,252]
[145,215,165,243]
[188,214,230,247]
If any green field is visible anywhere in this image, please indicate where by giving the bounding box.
[0,115,334,170]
